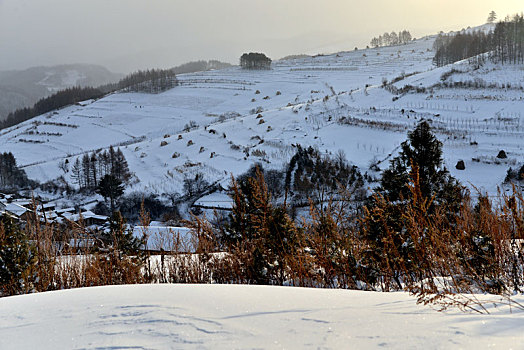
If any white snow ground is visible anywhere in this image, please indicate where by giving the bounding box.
[1,284,523,349]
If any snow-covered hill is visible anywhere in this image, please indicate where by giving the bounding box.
[2,33,523,196]
[1,284,523,349]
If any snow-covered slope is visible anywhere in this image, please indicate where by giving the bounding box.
[0,284,522,349]
[2,34,524,195]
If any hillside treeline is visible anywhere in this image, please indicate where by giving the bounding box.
[117,69,178,93]
[370,30,412,48]
[434,14,524,66]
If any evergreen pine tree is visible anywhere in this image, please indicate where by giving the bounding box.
[90,153,98,187]
[380,120,463,205]
[488,11,497,23]
[226,167,298,284]
[114,148,131,182]
[96,174,124,214]
[71,158,83,189]
[0,152,31,190]
[362,121,465,290]
[0,215,35,296]
[108,211,144,255]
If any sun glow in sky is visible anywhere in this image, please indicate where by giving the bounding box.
[0,0,522,72]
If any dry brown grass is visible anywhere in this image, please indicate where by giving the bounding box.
[4,178,524,314]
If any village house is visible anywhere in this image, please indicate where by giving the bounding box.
[0,195,108,229]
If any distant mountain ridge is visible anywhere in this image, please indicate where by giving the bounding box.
[0,64,123,121]
[0,61,233,122]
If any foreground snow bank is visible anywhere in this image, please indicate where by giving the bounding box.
[1,284,523,349]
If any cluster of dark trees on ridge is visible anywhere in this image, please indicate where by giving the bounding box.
[240,53,272,70]
[117,69,178,93]
[434,14,524,66]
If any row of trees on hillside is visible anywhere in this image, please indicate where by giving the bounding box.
[240,53,272,70]
[69,146,132,191]
[492,15,524,64]
[434,14,524,66]
[433,31,492,66]
[117,69,178,93]
[0,55,267,132]
[370,30,413,48]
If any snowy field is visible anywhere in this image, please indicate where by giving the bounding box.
[1,284,523,349]
[2,26,524,198]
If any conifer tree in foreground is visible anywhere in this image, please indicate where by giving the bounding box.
[362,121,465,290]
[379,120,463,206]
[226,167,299,285]
[0,215,35,296]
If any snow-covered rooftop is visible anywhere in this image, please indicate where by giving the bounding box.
[133,225,192,251]
[194,192,233,209]
[4,203,28,217]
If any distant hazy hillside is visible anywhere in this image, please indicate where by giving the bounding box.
[172,60,233,75]
[0,64,123,121]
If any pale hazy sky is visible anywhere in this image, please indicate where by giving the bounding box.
[1,0,523,73]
